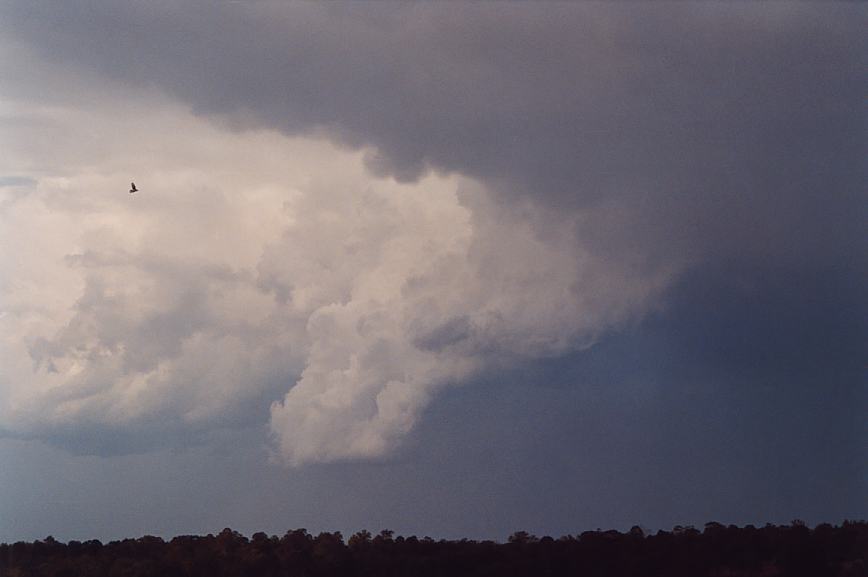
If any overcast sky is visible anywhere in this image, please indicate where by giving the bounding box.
[0,1,865,542]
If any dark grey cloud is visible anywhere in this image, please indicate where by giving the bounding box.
[3,2,864,272]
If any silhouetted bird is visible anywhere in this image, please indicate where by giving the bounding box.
[129,182,138,194]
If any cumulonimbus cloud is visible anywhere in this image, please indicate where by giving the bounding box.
[1,2,863,464]
[0,74,673,463]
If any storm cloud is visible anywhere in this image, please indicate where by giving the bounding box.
[0,70,668,463]
[0,2,865,467]
[5,2,864,262]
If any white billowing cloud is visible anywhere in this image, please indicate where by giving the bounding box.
[267,186,675,464]
[0,54,676,464]
[0,94,309,434]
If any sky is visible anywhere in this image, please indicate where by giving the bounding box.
[0,1,865,542]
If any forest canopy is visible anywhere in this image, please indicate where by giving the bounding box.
[1,521,866,577]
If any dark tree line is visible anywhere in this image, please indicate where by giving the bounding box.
[1,521,866,577]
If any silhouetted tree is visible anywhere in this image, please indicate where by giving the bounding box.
[1,521,866,577]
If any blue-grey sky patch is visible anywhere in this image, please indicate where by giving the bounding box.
[0,176,36,188]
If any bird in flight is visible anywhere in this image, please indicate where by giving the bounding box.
[129,182,138,194]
